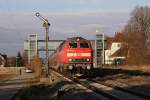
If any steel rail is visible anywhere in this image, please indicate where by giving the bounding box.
[91,80,150,100]
[51,69,124,100]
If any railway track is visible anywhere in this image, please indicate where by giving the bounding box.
[51,69,149,100]
[90,80,150,100]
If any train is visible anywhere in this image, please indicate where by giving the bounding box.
[49,37,93,73]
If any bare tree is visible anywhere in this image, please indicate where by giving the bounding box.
[17,51,23,67]
[124,6,150,34]
[31,56,42,77]
[22,51,28,67]
[123,6,150,65]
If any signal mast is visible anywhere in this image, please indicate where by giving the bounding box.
[35,12,50,77]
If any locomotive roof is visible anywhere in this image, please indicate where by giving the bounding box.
[67,37,87,41]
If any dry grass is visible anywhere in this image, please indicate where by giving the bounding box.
[0,74,16,81]
[120,65,150,72]
[0,67,20,75]
[116,76,150,86]
[104,65,150,73]
[0,67,20,82]
[110,73,129,79]
[102,65,150,86]
[30,57,42,77]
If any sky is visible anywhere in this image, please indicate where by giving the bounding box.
[0,0,150,56]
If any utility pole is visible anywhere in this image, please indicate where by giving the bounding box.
[35,12,50,77]
[102,32,105,65]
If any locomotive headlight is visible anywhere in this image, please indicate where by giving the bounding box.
[86,58,90,61]
[81,53,91,57]
[87,65,91,70]
[69,58,72,62]
[69,65,73,70]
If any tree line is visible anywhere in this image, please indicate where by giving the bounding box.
[122,6,150,65]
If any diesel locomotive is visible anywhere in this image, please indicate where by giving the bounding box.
[49,37,93,73]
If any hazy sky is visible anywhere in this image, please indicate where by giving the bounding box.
[0,0,150,56]
[0,0,149,12]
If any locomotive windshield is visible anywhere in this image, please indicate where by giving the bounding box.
[69,42,78,48]
[80,43,89,48]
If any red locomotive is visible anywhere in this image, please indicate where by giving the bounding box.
[49,37,93,73]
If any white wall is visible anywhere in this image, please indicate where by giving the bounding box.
[105,42,122,64]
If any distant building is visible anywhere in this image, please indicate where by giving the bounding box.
[105,33,128,65]
[24,34,38,64]
[95,33,106,67]
[0,53,6,67]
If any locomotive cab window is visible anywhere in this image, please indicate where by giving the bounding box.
[80,43,89,48]
[69,42,78,48]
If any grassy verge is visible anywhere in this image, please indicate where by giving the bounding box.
[103,65,150,72]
